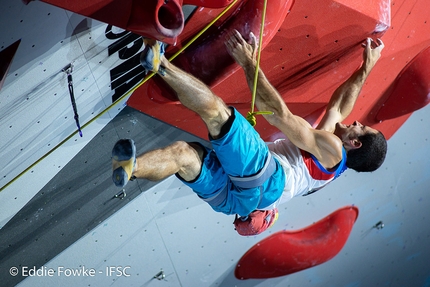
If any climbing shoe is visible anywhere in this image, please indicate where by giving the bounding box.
[234,208,279,236]
[140,38,166,75]
[112,139,136,188]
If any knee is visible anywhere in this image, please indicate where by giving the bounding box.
[187,142,207,160]
[206,105,233,139]
[170,141,191,153]
[171,141,205,161]
[171,141,205,181]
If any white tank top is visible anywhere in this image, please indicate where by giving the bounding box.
[268,138,339,205]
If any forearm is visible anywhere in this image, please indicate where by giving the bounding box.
[241,61,286,117]
[317,38,383,131]
[328,61,373,120]
[327,38,383,120]
[238,50,326,156]
[225,29,290,117]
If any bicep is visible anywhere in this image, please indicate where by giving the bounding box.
[272,113,343,166]
[274,114,321,154]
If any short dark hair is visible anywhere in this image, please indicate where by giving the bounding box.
[346,131,387,172]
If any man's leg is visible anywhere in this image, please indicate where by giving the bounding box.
[112,138,204,187]
[113,43,232,188]
[147,46,266,178]
[133,141,204,182]
[155,56,231,139]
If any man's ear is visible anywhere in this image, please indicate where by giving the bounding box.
[343,137,362,151]
[350,138,362,149]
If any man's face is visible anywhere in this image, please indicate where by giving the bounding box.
[334,121,378,150]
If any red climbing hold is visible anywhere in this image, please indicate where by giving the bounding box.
[29,0,185,43]
[235,206,359,280]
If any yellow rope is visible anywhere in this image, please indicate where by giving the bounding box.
[246,0,273,127]
[0,0,238,192]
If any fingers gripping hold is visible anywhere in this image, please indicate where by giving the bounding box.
[225,29,258,66]
[362,37,384,69]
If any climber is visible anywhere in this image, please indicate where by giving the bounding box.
[111,31,387,236]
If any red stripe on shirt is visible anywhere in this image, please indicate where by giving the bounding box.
[300,150,335,180]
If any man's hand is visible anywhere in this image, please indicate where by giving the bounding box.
[225,29,258,67]
[362,38,384,71]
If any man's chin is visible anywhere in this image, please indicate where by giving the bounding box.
[334,123,344,137]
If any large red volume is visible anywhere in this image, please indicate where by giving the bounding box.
[141,0,294,104]
[183,0,235,8]
[23,0,238,43]
[235,206,359,280]
[376,45,430,121]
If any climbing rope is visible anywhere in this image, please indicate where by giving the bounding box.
[0,0,239,192]
[246,0,273,127]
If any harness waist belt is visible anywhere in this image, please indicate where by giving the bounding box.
[200,182,228,206]
[229,152,276,189]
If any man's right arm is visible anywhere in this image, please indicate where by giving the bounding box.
[224,30,287,127]
[225,30,343,168]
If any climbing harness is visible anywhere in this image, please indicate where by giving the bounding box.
[62,63,83,137]
[0,0,239,192]
[246,0,273,127]
[203,153,277,208]
[229,152,276,189]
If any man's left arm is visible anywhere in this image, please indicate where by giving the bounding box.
[316,38,384,132]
